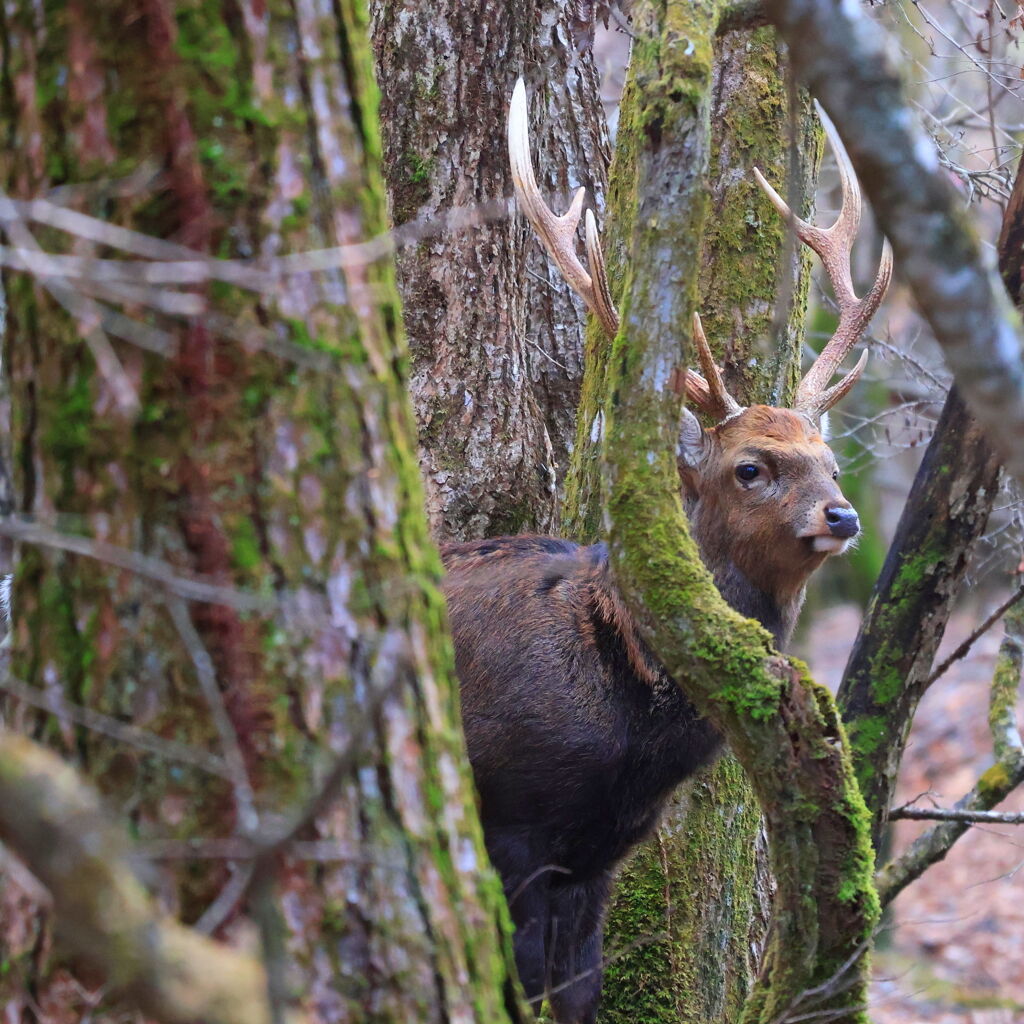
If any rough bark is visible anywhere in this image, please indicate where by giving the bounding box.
[591,2,878,1021]
[837,387,1000,848]
[0,3,522,1021]
[598,23,820,1024]
[764,0,1024,485]
[837,151,1024,848]
[370,0,609,540]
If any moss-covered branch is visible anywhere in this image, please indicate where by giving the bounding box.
[594,3,878,1020]
[875,597,1024,906]
[0,731,297,1024]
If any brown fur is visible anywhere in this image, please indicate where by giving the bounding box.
[683,406,851,637]
[443,405,858,1023]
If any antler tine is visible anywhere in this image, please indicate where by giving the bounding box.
[509,78,620,338]
[584,209,619,337]
[686,312,744,420]
[752,101,893,419]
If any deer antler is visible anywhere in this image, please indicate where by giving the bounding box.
[689,312,743,420]
[508,78,619,339]
[508,78,735,421]
[753,101,893,421]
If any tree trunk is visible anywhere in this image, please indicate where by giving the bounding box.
[0,3,521,1021]
[370,0,610,540]
[574,22,821,1024]
[593,2,878,1019]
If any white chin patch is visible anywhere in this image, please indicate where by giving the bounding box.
[812,536,848,554]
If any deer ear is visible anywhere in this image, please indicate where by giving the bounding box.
[677,408,710,498]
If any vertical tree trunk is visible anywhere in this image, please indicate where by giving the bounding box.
[0,3,521,1021]
[557,18,821,1024]
[594,1,878,1017]
[370,0,609,539]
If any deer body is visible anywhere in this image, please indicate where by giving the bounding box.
[444,408,858,1021]
[444,82,892,1024]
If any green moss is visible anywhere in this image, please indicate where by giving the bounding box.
[977,761,1012,798]
[846,714,886,761]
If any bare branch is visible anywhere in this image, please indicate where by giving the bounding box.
[0,193,140,414]
[888,806,1024,824]
[0,518,274,613]
[0,732,304,1024]
[0,672,230,778]
[925,583,1024,686]
[167,597,258,833]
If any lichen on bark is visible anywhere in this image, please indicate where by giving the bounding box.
[0,2,524,1020]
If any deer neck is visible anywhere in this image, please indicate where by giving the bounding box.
[686,499,806,649]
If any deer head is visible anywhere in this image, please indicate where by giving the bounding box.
[508,79,893,624]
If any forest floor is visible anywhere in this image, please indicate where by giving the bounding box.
[799,604,1024,1024]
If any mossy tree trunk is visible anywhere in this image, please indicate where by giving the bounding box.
[591,2,878,1020]
[370,0,609,540]
[541,0,879,1019]
[555,16,823,1024]
[0,2,522,1021]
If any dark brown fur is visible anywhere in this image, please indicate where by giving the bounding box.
[444,405,857,1023]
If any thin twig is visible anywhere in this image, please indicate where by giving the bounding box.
[0,195,140,413]
[0,672,230,778]
[527,930,669,1004]
[926,583,1024,686]
[0,518,274,613]
[167,597,259,834]
[194,862,256,936]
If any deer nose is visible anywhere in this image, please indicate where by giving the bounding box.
[825,504,860,539]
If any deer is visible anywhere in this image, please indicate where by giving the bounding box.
[441,79,893,1024]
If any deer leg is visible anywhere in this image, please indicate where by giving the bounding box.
[546,872,612,1024]
[489,831,553,1012]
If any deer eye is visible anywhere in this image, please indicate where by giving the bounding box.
[832,470,839,481]
[736,464,760,482]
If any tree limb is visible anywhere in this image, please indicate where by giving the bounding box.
[925,584,1024,687]
[0,731,300,1024]
[875,598,1024,906]
[888,806,1024,825]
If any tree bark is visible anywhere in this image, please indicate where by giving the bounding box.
[587,2,878,1021]
[0,3,521,1021]
[370,0,610,540]
[598,23,820,1024]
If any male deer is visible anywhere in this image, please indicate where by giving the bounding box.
[443,80,892,1024]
